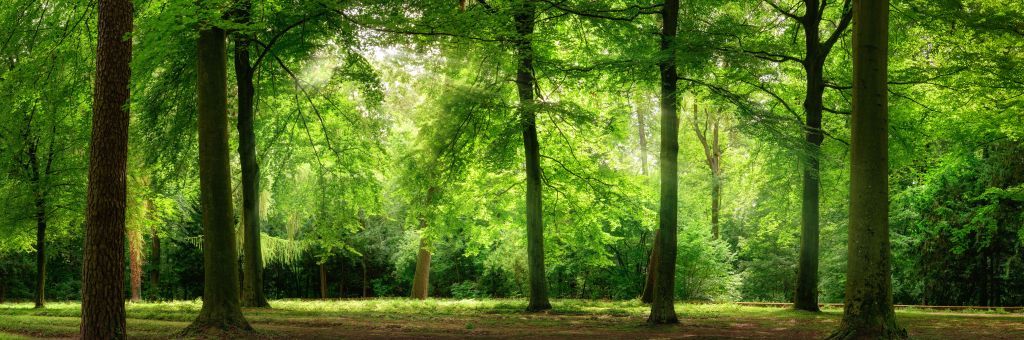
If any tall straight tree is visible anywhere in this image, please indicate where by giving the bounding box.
[231,0,270,308]
[182,24,252,334]
[648,0,680,325]
[755,0,854,313]
[79,0,133,337]
[513,0,551,312]
[828,0,906,338]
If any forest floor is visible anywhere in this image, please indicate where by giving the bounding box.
[0,299,1021,339]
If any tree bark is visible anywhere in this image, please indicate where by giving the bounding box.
[128,228,143,302]
[648,0,680,325]
[411,235,432,300]
[828,1,906,338]
[33,194,46,309]
[514,0,551,313]
[80,0,132,337]
[640,230,660,303]
[794,0,827,313]
[320,263,328,300]
[232,0,269,309]
[182,26,252,334]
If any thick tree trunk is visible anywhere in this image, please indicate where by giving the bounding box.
[640,230,660,303]
[648,0,680,325]
[79,0,132,337]
[514,0,551,313]
[183,26,252,334]
[149,223,160,300]
[33,196,46,309]
[411,235,431,300]
[128,229,143,302]
[833,1,906,336]
[232,0,269,309]
[828,1,905,338]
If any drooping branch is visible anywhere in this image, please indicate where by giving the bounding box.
[253,11,331,71]
[536,0,661,22]
[762,0,803,21]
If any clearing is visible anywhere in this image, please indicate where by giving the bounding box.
[0,299,1020,339]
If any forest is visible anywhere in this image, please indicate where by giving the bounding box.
[0,0,1021,338]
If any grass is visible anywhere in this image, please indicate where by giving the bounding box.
[0,299,1020,338]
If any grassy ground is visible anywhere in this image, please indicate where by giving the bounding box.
[0,299,1020,339]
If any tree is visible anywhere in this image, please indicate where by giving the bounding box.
[79,0,133,337]
[764,0,855,313]
[182,24,252,334]
[648,0,680,325]
[827,0,906,337]
[513,0,552,312]
[690,102,724,240]
[231,0,270,309]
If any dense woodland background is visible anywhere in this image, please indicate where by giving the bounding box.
[0,0,1021,311]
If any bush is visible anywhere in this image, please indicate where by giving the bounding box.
[675,227,740,301]
[450,281,486,299]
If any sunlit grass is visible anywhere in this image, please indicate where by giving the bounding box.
[0,299,1019,338]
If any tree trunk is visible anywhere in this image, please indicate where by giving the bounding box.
[80,0,132,337]
[33,195,46,309]
[648,0,680,325]
[183,26,252,335]
[149,222,160,300]
[794,142,821,312]
[640,230,660,303]
[827,1,905,338]
[320,263,328,300]
[128,228,143,302]
[794,0,826,312]
[514,0,551,313]
[232,0,269,309]
[411,235,431,300]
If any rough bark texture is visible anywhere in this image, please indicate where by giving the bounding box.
[182,26,252,335]
[514,0,551,313]
[648,0,680,325]
[128,228,143,302]
[827,1,906,338]
[640,229,660,304]
[79,0,132,337]
[232,0,269,309]
[411,234,432,299]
